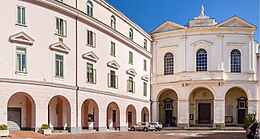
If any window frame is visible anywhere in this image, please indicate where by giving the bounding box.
[87,0,93,16]
[230,49,241,73]
[86,63,96,84]
[127,76,135,93]
[55,17,67,37]
[110,15,116,29]
[144,39,147,50]
[143,82,147,96]
[16,5,26,26]
[55,54,64,78]
[110,41,116,56]
[129,28,133,40]
[164,52,174,75]
[129,51,133,65]
[196,49,207,72]
[86,30,96,47]
[143,59,147,71]
[16,47,27,73]
[108,70,118,89]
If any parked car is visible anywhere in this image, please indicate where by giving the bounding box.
[253,122,260,139]
[150,122,163,131]
[246,121,258,138]
[130,122,155,132]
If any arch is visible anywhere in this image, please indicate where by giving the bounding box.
[188,86,215,100]
[164,52,174,75]
[86,0,93,16]
[225,87,248,125]
[196,48,207,71]
[48,95,71,130]
[126,105,136,127]
[224,86,250,99]
[110,15,116,29]
[106,102,120,130]
[7,92,36,130]
[141,107,149,122]
[156,88,179,102]
[189,87,214,126]
[81,99,99,131]
[230,49,241,73]
[158,89,178,127]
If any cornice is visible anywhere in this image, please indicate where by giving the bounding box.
[28,0,151,58]
[0,78,150,103]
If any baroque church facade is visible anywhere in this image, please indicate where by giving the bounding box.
[150,6,259,128]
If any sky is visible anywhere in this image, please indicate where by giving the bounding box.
[107,0,260,42]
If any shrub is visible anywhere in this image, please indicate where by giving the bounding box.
[243,113,256,130]
[0,124,7,130]
[41,124,49,129]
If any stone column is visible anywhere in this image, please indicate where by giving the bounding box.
[213,99,225,128]
[120,108,127,131]
[248,100,257,114]
[177,100,189,128]
[151,101,159,122]
[98,106,107,132]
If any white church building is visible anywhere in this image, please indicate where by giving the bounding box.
[150,6,259,128]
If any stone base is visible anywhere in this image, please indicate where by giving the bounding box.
[98,126,107,132]
[177,123,189,129]
[70,127,82,134]
[120,126,128,131]
[213,123,225,129]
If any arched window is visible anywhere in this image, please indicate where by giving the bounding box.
[111,15,116,29]
[164,52,174,75]
[87,1,93,16]
[196,49,207,71]
[129,28,133,40]
[231,49,241,73]
[144,39,147,50]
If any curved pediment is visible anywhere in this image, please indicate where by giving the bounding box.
[191,40,213,47]
[49,42,71,54]
[126,68,137,76]
[9,31,35,45]
[141,75,149,82]
[107,60,120,70]
[82,51,99,62]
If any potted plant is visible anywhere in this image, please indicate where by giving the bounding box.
[40,124,51,135]
[0,124,9,137]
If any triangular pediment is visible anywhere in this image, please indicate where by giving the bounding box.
[126,68,137,76]
[151,20,187,34]
[107,60,120,70]
[216,16,256,29]
[9,32,35,45]
[141,75,149,82]
[82,51,99,62]
[191,40,213,47]
[49,42,71,54]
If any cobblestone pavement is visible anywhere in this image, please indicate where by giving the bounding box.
[7,130,246,139]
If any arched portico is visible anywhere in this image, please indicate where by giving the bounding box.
[126,105,136,128]
[48,95,71,131]
[225,87,248,126]
[7,92,36,130]
[106,102,120,130]
[81,99,99,131]
[189,87,214,126]
[141,107,149,122]
[158,89,178,127]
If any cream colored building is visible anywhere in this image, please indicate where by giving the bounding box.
[151,6,259,128]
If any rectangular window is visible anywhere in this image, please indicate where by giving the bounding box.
[55,54,64,77]
[17,6,25,25]
[16,47,27,73]
[55,17,67,36]
[143,82,147,96]
[129,51,133,64]
[143,59,147,71]
[87,30,96,47]
[110,41,116,56]
[108,70,118,88]
[127,77,135,93]
[86,63,96,84]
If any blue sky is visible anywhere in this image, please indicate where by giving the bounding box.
[107,0,260,42]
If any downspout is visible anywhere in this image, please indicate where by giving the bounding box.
[75,0,79,132]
